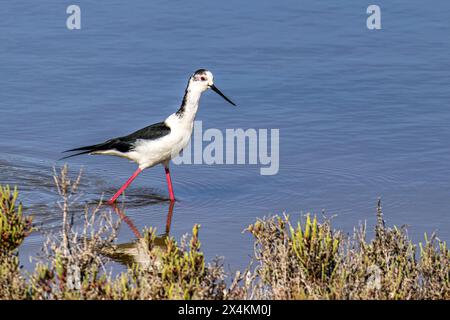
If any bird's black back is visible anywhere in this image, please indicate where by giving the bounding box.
[61,121,171,159]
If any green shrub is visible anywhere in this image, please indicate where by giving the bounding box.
[246,201,450,299]
[0,185,33,254]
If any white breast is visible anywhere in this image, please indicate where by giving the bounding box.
[127,86,202,169]
[128,113,194,169]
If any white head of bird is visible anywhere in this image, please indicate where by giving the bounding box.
[186,69,236,106]
[189,69,214,93]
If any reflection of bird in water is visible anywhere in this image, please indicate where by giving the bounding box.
[100,202,175,267]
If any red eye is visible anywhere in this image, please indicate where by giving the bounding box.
[200,77,206,81]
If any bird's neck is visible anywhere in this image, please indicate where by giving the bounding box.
[175,86,202,123]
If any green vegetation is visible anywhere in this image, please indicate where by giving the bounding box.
[0,185,33,253]
[247,205,449,299]
[0,167,449,300]
[0,185,33,299]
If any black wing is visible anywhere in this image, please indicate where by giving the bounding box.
[61,121,171,159]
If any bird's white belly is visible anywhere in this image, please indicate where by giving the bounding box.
[130,127,192,169]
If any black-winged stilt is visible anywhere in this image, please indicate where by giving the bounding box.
[62,69,236,204]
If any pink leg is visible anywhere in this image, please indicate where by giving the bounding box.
[111,205,142,239]
[107,168,142,205]
[165,201,175,234]
[165,167,175,201]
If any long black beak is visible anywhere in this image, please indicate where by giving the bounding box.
[210,84,236,106]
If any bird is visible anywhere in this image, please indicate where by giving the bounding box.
[61,69,236,204]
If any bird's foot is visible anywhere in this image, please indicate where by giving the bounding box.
[106,199,117,206]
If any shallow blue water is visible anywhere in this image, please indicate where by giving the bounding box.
[1,1,450,271]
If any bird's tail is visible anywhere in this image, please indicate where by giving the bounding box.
[59,150,92,160]
[60,142,108,160]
